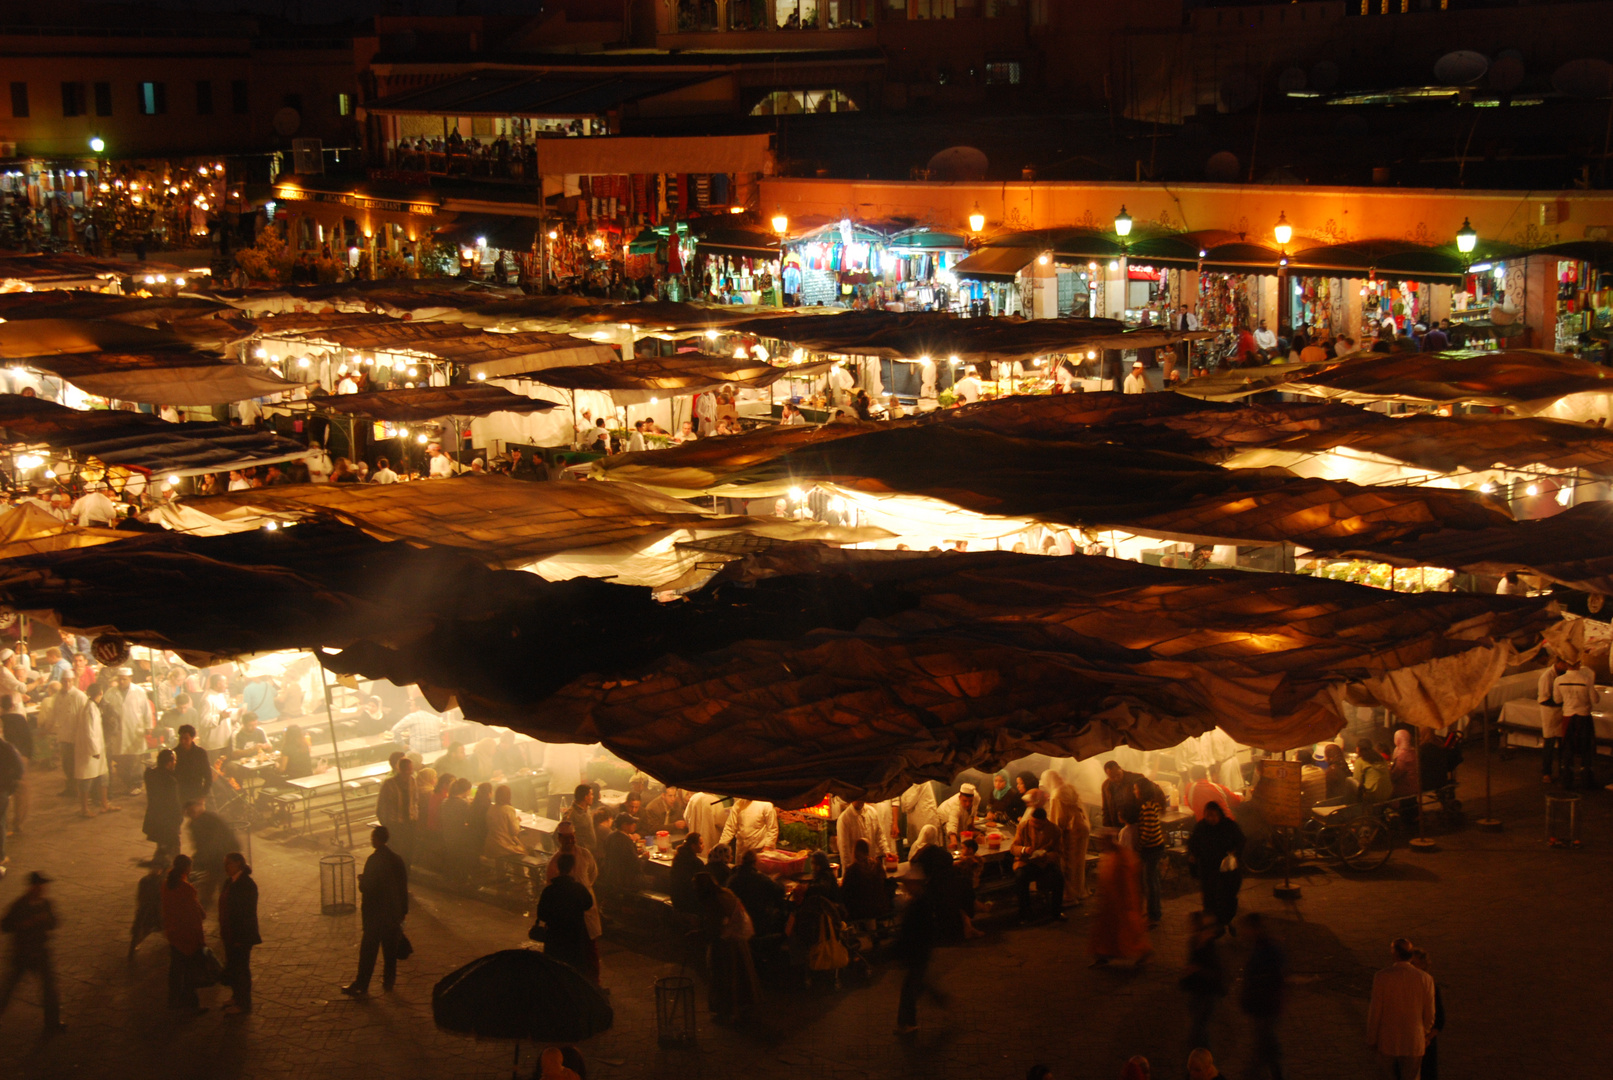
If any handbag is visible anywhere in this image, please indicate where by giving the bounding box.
[397,933,414,961]
[807,912,849,972]
[190,947,224,987]
[1219,852,1239,873]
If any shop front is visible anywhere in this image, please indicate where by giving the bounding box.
[883,228,969,312]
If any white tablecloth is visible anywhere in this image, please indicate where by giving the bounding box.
[1499,699,1613,746]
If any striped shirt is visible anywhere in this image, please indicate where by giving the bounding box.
[1138,799,1166,850]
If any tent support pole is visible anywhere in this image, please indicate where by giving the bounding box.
[314,655,355,850]
[1476,705,1502,832]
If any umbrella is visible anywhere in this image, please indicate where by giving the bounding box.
[433,948,613,1074]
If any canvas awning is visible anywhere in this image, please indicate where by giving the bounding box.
[313,386,560,422]
[0,394,311,476]
[0,525,1550,803]
[952,245,1040,283]
[273,321,619,378]
[0,503,126,560]
[534,354,788,403]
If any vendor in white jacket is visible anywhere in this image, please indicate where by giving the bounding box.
[718,797,778,857]
[1537,658,1569,783]
[684,791,730,855]
[835,799,890,869]
[937,782,981,844]
[1553,659,1602,789]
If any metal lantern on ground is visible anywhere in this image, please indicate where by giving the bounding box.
[320,853,356,915]
[654,975,697,1047]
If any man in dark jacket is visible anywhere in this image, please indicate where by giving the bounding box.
[172,724,211,806]
[1100,761,1146,828]
[893,865,946,1035]
[534,852,595,980]
[727,849,786,935]
[218,852,260,1015]
[184,800,238,909]
[142,749,183,864]
[0,871,63,1032]
[343,826,408,996]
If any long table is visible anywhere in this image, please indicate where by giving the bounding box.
[1499,698,1613,753]
[282,760,395,834]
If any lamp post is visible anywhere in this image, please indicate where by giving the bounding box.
[771,208,788,308]
[1457,217,1478,275]
[968,203,985,240]
[1274,211,1293,344]
[1114,205,1132,323]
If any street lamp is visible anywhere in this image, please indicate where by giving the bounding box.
[88,136,105,154]
[771,209,789,236]
[1114,206,1132,239]
[771,209,789,308]
[968,203,985,234]
[1113,206,1133,324]
[1273,211,1292,250]
[1273,212,1293,342]
[1456,218,1478,256]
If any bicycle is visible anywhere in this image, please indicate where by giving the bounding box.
[1241,802,1395,874]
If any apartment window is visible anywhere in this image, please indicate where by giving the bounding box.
[195,80,213,116]
[61,82,85,117]
[231,79,248,114]
[139,81,167,115]
[984,61,1022,85]
[93,81,112,116]
[9,82,27,119]
[334,92,352,117]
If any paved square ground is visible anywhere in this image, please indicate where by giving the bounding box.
[0,749,1607,1080]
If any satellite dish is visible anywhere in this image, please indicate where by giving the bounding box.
[1310,61,1340,93]
[1205,151,1241,184]
[1488,54,1526,92]
[1277,68,1307,94]
[273,107,302,137]
[1553,58,1613,99]
[1219,72,1260,113]
[926,146,988,181]
[1434,51,1489,86]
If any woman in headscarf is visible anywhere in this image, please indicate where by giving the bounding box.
[695,871,760,1024]
[909,823,941,861]
[1041,769,1091,902]
[984,770,1023,823]
[1089,830,1151,967]
[1186,801,1246,928]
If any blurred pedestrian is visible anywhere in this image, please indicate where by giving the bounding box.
[218,852,260,1015]
[892,863,947,1035]
[184,800,237,910]
[343,825,409,997]
[161,854,208,1013]
[695,871,759,1025]
[1367,938,1435,1080]
[1090,830,1151,967]
[1186,801,1245,930]
[129,857,168,961]
[1181,911,1225,1050]
[1239,914,1288,1080]
[143,749,183,865]
[0,871,63,1032]
[534,852,595,981]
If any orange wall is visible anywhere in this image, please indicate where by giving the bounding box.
[760,177,1613,250]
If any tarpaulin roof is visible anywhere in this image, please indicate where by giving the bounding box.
[244,312,394,334]
[215,279,521,319]
[1179,349,1613,412]
[0,253,169,287]
[1320,500,1613,596]
[933,391,1613,477]
[952,245,1040,282]
[696,227,786,259]
[0,291,229,324]
[725,311,1213,362]
[0,318,300,405]
[312,386,561,422]
[0,394,311,477]
[271,320,619,377]
[592,421,1512,548]
[0,503,125,560]
[534,353,789,402]
[0,525,1547,803]
[176,474,879,568]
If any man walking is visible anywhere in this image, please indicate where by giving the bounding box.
[185,800,239,910]
[535,853,596,981]
[343,826,409,997]
[112,667,152,796]
[1553,658,1601,790]
[0,872,63,1032]
[1239,913,1288,1080]
[1367,938,1436,1080]
[893,864,947,1035]
[173,724,212,807]
[218,852,260,1016]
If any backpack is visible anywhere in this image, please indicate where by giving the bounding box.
[0,737,25,795]
[807,909,848,972]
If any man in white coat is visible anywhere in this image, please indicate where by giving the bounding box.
[899,782,939,844]
[65,683,113,816]
[1537,657,1569,784]
[545,821,603,958]
[684,791,730,855]
[1366,938,1436,1080]
[1553,658,1602,790]
[113,668,153,796]
[718,797,778,857]
[835,799,889,870]
[937,783,981,844]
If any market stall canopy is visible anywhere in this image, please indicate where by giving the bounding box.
[726,311,1212,362]
[951,245,1040,283]
[0,319,300,405]
[1286,239,1520,283]
[311,385,560,422]
[1177,349,1613,412]
[0,526,1549,803]
[273,321,619,379]
[696,227,785,260]
[0,291,229,324]
[0,252,175,290]
[215,278,521,319]
[591,421,1511,548]
[933,391,1613,477]
[0,503,125,560]
[175,473,881,568]
[534,353,789,403]
[1319,500,1613,596]
[0,394,311,477]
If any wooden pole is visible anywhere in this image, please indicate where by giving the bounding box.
[313,655,355,849]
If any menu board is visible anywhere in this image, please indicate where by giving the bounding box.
[1256,759,1304,828]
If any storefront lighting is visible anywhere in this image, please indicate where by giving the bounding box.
[407,367,419,378]
[704,329,720,340]
[1198,249,1207,259]
[1086,351,1097,360]
[14,454,43,470]
[791,348,804,362]
[156,275,167,284]
[1479,482,1496,493]
[1037,253,1050,265]
[476,236,487,247]
[771,209,789,236]
[1107,261,1118,272]
[1273,212,1292,247]
[263,521,279,531]
[650,396,658,404]
[174,278,185,287]
[253,347,268,358]
[475,372,486,381]
[1114,206,1132,238]
[547,230,558,240]
[1456,218,1478,255]
[788,486,806,502]
[43,469,54,479]
[949,355,960,365]
[1525,483,1540,497]
[89,137,105,153]
[1279,257,1288,267]
[968,204,985,233]
[729,206,745,214]
[143,275,156,285]
[198,166,209,176]
[98,183,110,193]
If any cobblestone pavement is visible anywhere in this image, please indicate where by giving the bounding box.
[0,750,1606,1080]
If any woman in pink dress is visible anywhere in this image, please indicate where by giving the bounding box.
[1089,829,1152,967]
